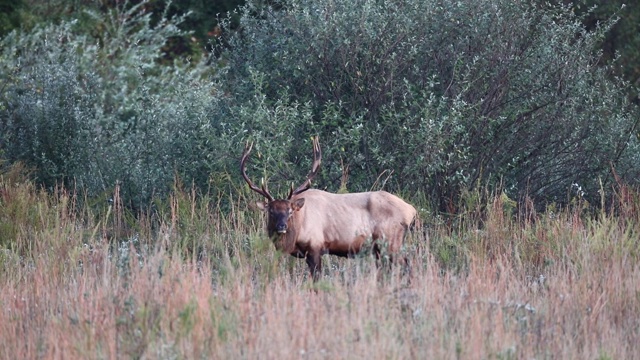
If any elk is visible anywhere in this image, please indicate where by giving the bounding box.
[241,136,417,281]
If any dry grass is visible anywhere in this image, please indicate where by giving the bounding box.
[1,167,639,359]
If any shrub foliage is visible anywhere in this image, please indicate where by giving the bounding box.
[0,3,219,207]
[218,0,639,209]
[0,0,638,210]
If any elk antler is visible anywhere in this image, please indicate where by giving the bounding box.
[240,142,274,202]
[288,136,322,199]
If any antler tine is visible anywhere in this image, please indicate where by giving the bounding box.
[289,136,322,198]
[240,142,274,202]
[260,178,272,199]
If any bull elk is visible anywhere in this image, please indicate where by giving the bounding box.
[241,136,417,281]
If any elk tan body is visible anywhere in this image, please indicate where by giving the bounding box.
[283,189,415,255]
[241,137,417,281]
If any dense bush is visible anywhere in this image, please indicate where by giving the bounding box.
[566,0,640,100]
[0,3,220,207]
[1,0,638,212]
[218,0,639,210]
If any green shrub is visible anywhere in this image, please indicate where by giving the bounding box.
[2,0,638,213]
[217,0,639,209]
[0,3,220,208]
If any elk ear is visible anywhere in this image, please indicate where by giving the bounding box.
[291,198,305,211]
[255,201,268,211]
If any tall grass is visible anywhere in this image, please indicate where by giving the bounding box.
[1,164,639,359]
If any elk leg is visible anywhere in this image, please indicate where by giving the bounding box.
[372,237,392,262]
[305,251,322,282]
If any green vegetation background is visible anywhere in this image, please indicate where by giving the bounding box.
[0,0,638,213]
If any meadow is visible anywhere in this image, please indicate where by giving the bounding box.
[1,163,639,360]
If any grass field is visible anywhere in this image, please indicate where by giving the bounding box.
[1,165,639,359]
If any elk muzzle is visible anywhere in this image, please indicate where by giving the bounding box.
[276,223,288,234]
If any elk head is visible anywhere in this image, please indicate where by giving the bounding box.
[240,136,321,236]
